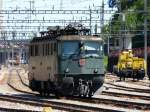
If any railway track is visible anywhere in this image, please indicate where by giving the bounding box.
[105,73,150,87]
[6,67,124,112]
[127,80,150,87]
[0,88,149,112]
[105,74,150,93]
[0,107,40,112]
[7,67,37,95]
[102,90,150,101]
[69,91,150,110]
[16,68,29,87]
[4,67,150,111]
[7,83,150,111]
[105,82,150,94]
[7,81,150,111]
[0,94,127,112]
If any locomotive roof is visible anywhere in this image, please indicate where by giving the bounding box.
[57,35,103,41]
[30,24,102,43]
[30,35,57,43]
[31,35,102,43]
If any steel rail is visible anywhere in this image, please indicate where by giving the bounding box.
[0,107,40,112]
[2,83,149,111]
[91,95,150,110]
[16,68,29,87]
[0,94,123,112]
[7,74,150,111]
[6,68,119,112]
[102,90,150,101]
[125,81,149,87]
[105,74,150,87]
[6,82,150,111]
[105,82,150,93]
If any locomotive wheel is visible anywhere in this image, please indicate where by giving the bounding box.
[139,70,145,80]
[78,84,90,97]
[79,84,84,97]
[88,83,93,98]
[119,71,125,81]
[83,85,89,97]
[88,93,92,98]
[132,74,136,81]
[62,77,74,96]
[62,83,74,96]
[118,71,122,81]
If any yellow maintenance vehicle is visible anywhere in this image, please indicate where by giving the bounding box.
[113,49,146,80]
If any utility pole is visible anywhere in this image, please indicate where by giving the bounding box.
[2,31,7,66]
[11,43,14,67]
[122,13,125,49]
[29,0,34,32]
[0,0,3,33]
[60,0,63,10]
[144,0,147,75]
[118,1,123,50]
[108,19,111,55]
[120,3,125,50]
[89,7,92,35]
[100,0,104,33]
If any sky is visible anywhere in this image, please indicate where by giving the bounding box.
[4,0,103,10]
[1,0,116,39]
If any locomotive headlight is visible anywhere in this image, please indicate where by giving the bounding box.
[64,68,70,73]
[94,69,98,73]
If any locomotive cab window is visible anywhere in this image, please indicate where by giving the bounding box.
[83,42,103,57]
[62,41,79,57]
[61,41,103,57]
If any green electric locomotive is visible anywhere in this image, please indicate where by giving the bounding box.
[28,25,105,97]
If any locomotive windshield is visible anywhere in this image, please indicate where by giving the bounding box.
[62,42,79,57]
[83,42,103,57]
[62,41,103,57]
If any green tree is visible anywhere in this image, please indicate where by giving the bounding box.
[102,0,150,39]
